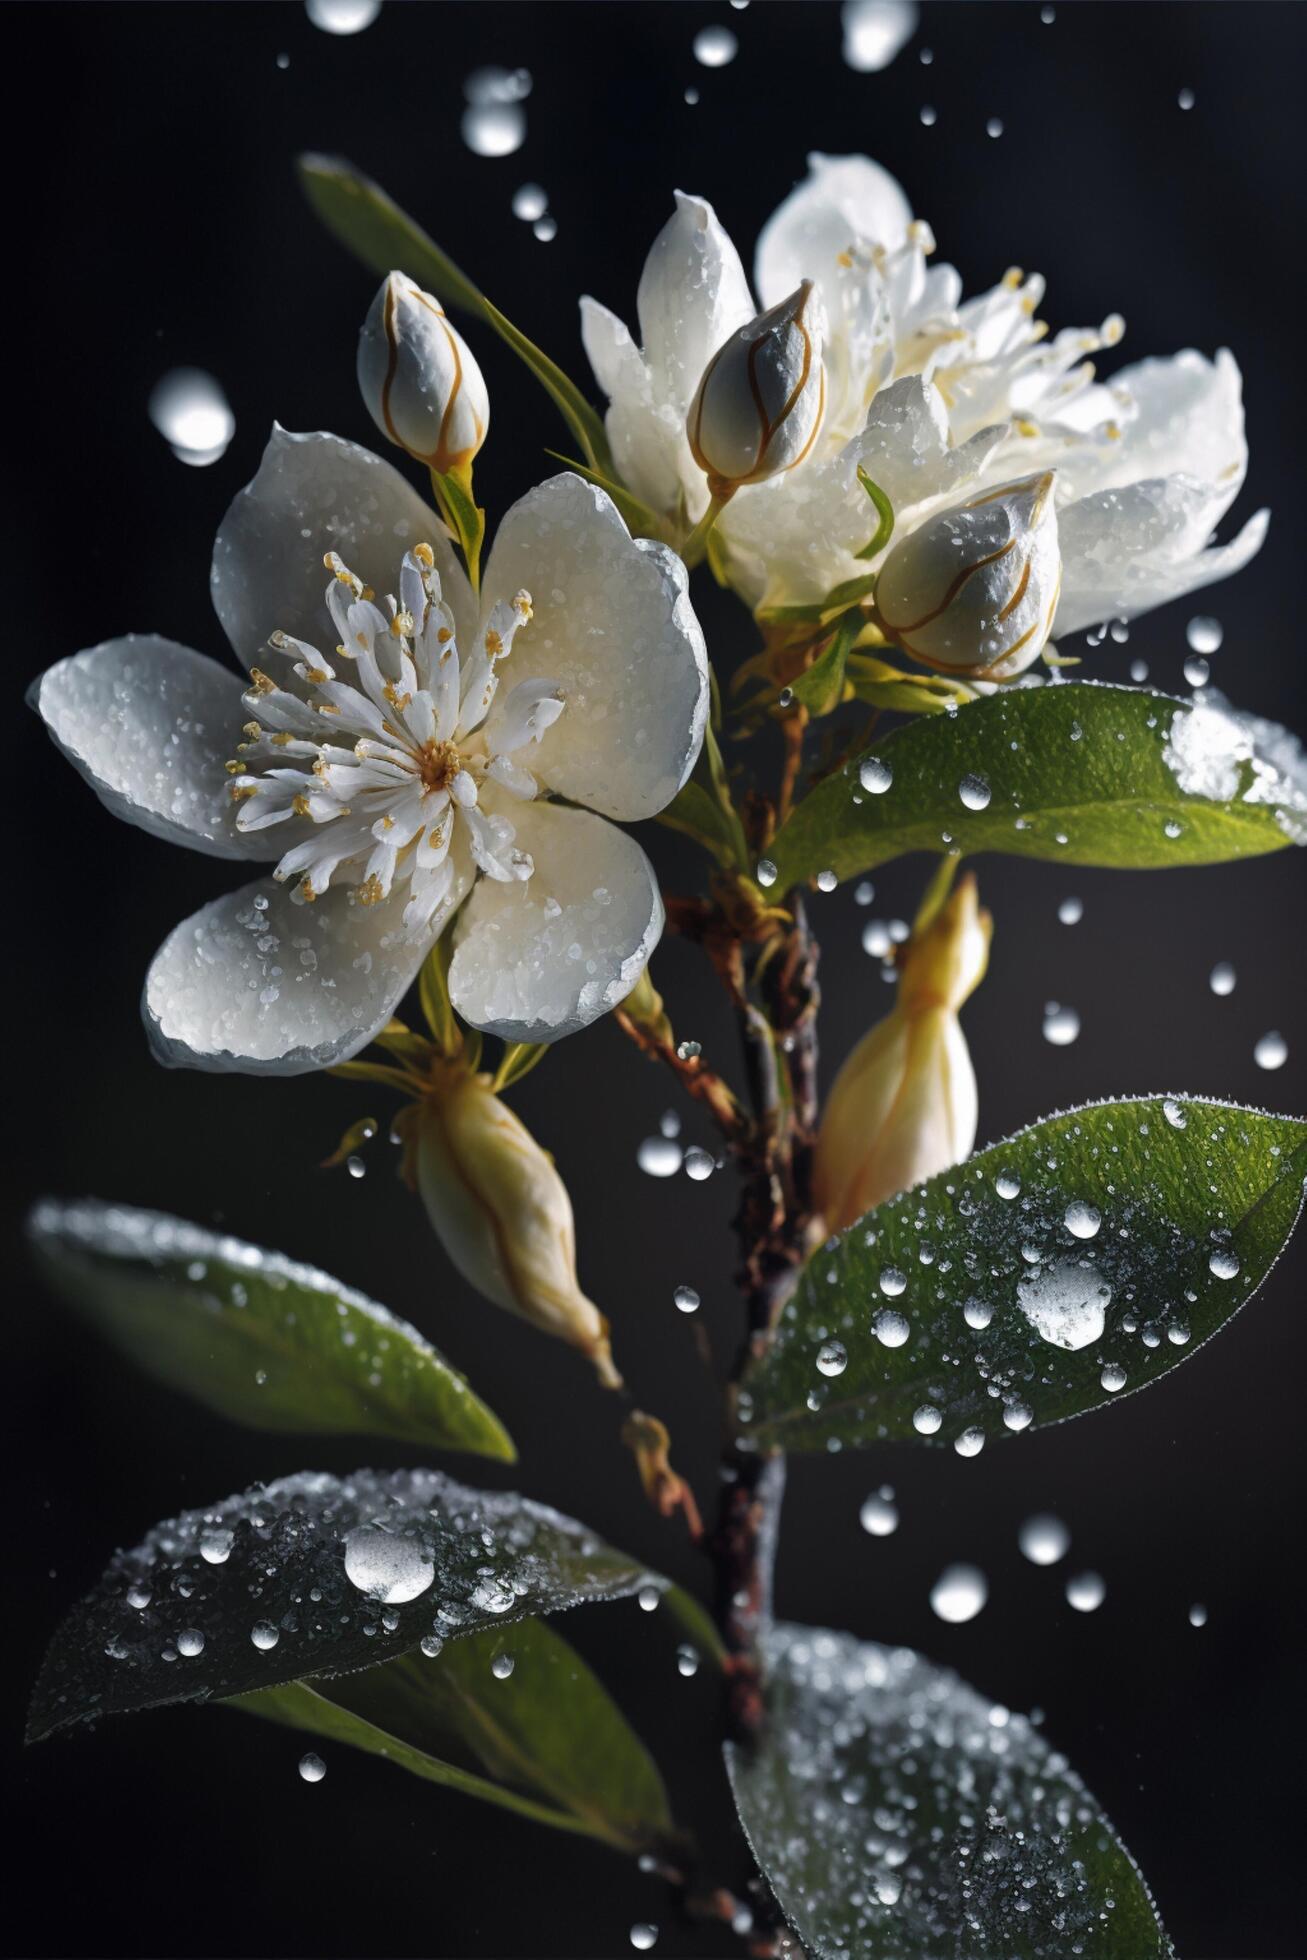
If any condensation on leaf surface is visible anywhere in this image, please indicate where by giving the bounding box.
[726,1622,1172,1958]
[28,1468,656,1741]
[741,1098,1307,1452]
[25,1199,513,1459]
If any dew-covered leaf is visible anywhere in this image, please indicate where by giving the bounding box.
[741,1098,1307,1451]
[27,1199,512,1460]
[727,1621,1172,1958]
[28,1468,659,1741]
[233,1618,674,1854]
[768,683,1305,890]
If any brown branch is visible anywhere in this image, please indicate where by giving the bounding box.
[613,1004,750,1146]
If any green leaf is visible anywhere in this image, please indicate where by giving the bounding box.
[727,1621,1172,1957]
[234,1619,674,1854]
[28,1466,659,1741]
[741,1098,1307,1451]
[768,683,1304,889]
[791,610,862,717]
[853,466,895,560]
[430,465,486,593]
[418,940,459,1056]
[26,1199,511,1459]
[298,154,613,473]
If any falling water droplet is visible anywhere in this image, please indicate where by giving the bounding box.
[859,755,893,794]
[1177,86,1195,111]
[1188,1602,1208,1628]
[1254,1030,1288,1071]
[684,1146,715,1182]
[1066,1570,1106,1612]
[637,1583,662,1613]
[755,858,778,888]
[305,0,380,30]
[1042,1002,1081,1046]
[298,1750,327,1782]
[512,182,548,221]
[1186,615,1222,654]
[461,102,526,156]
[673,1285,700,1314]
[1209,961,1236,996]
[919,103,937,126]
[986,116,1004,138]
[532,216,558,243]
[676,1644,700,1677]
[629,1927,659,1954]
[1019,1513,1070,1565]
[1058,895,1083,925]
[693,24,737,64]
[954,1426,985,1458]
[637,1137,682,1177]
[930,1563,988,1623]
[816,868,838,892]
[1183,654,1210,688]
[913,1403,942,1434]
[148,368,236,466]
[842,0,917,73]
[859,1489,899,1536]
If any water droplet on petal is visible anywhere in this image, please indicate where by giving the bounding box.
[755,858,778,888]
[1100,1362,1127,1393]
[878,1266,907,1296]
[995,1172,1021,1200]
[1018,1260,1110,1350]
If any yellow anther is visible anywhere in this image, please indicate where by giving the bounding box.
[229,782,258,802]
[243,721,262,740]
[248,669,276,696]
[293,794,312,818]
[1003,266,1024,289]
[272,733,294,748]
[224,759,244,775]
[358,873,385,906]
[300,878,318,902]
[513,590,533,619]
[836,250,853,270]
[485,629,503,657]
[392,609,414,637]
[1016,418,1040,438]
[437,626,453,644]
[414,542,435,567]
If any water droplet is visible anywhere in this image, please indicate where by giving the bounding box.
[862,919,892,957]
[873,1308,910,1348]
[637,1583,662,1613]
[1177,86,1195,110]
[1159,1098,1187,1131]
[419,1633,445,1659]
[532,215,557,243]
[1129,657,1150,683]
[816,868,838,893]
[1003,1400,1033,1431]
[854,879,875,905]
[1100,1362,1127,1393]
[251,1621,280,1651]
[858,755,893,794]
[1209,961,1236,996]
[919,103,937,126]
[1042,1002,1080,1046]
[954,1426,986,1458]
[629,1926,659,1954]
[673,1284,700,1314]
[659,1109,681,1139]
[1254,1030,1288,1071]
[958,772,991,811]
[1064,1200,1101,1240]
[461,102,526,157]
[148,368,235,466]
[343,1523,435,1604]
[1208,1247,1241,1280]
[177,1627,205,1658]
[1188,1602,1208,1628]
[1167,1321,1191,1346]
[1019,1512,1070,1565]
[843,0,917,72]
[491,1652,516,1680]
[1058,895,1083,925]
[930,1563,988,1623]
[305,0,380,30]
[512,182,548,221]
[1018,1260,1110,1350]
[1164,818,1184,840]
[1040,4,1055,20]
[1186,615,1222,654]
[675,1039,702,1061]
[963,1296,994,1330]
[693,23,737,64]
[676,1643,700,1678]
[859,1490,899,1536]
[346,1153,366,1180]
[913,1403,942,1435]
[637,1136,682,1177]
[1066,1570,1106,1612]
[298,1750,327,1782]
[995,1172,1021,1200]
[1184,654,1210,688]
[684,1146,715,1182]
[986,116,1004,138]
[878,1266,907,1297]
[755,858,778,888]
[816,1341,848,1378]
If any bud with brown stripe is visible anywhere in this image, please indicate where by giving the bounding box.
[687,281,827,498]
[357,270,490,475]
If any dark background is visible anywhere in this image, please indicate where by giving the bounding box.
[5,3,1306,1956]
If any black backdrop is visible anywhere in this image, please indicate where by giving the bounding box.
[6,4,1306,1956]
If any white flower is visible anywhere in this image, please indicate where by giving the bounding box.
[581,154,1266,641]
[31,428,708,1073]
[875,471,1060,680]
[357,271,489,473]
[812,875,990,1232]
[687,282,827,493]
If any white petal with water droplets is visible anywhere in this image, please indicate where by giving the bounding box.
[579,297,685,518]
[1055,480,1267,637]
[143,862,470,1074]
[481,474,708,820]
[448,801,663,1042]
[31,636,269,860]
[210,426,475,676]
[755,152,913,310]
[635,191,755,415]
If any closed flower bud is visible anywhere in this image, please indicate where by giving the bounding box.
[357,270,489,474]
[687,281,827,495]
[876,471,1061,681]
[415,1068,619,1387]
[813,876,991,1232]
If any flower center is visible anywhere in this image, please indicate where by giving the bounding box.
[225,544,541,939]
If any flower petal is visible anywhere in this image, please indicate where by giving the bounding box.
[30,636,269,860]
[636,192,755,414]
[1055,349,1249,507]
[448,801,663,1043]
[210,426,475,677]
[143,859,471,1075]
[755,153,913,309]
[481,473,708,820]
[579,296,686,516]
[1055,482,1269,636]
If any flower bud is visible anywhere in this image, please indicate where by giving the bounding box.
[414,1068,619,1387]
[357,270,489,474]
[813,875,991,1232]
[876,472,1060,681]
[687,281,827,494]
